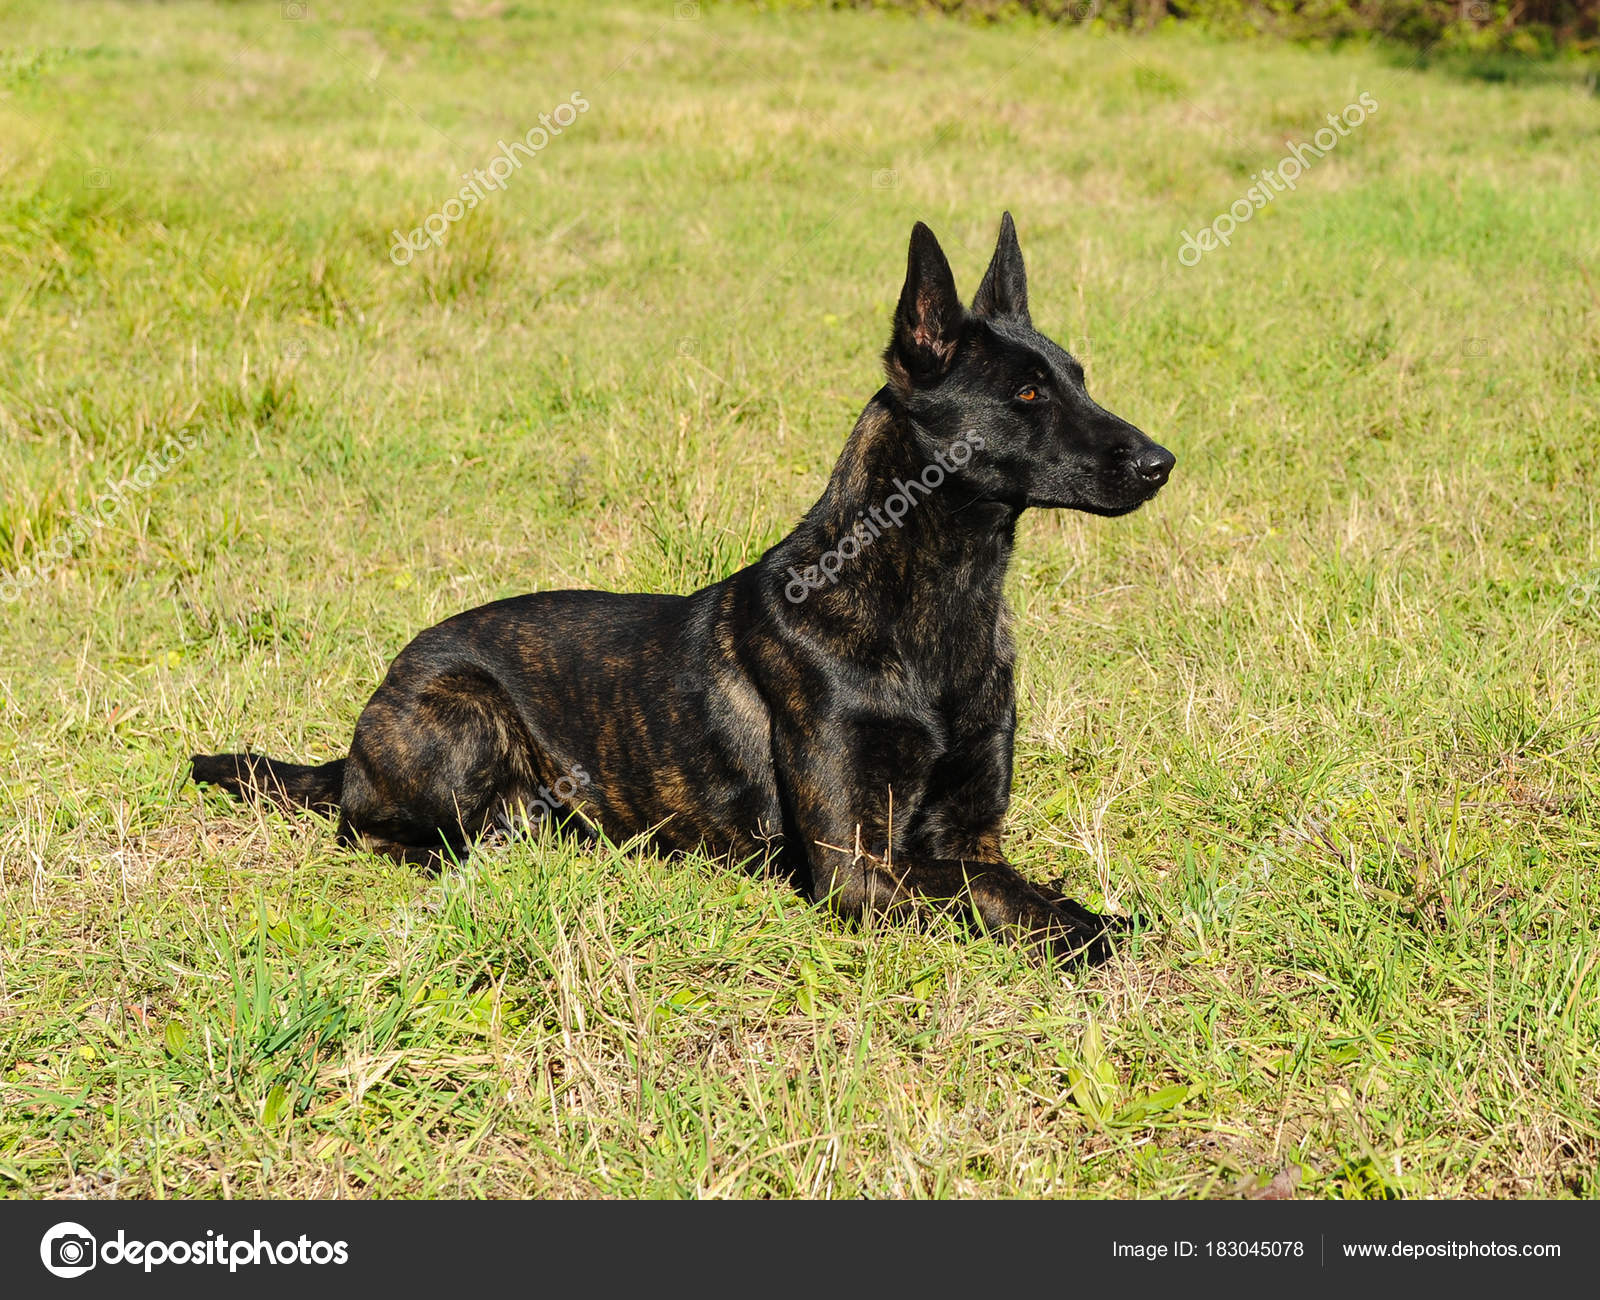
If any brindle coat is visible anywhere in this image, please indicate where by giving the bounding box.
[193,214,1175,965]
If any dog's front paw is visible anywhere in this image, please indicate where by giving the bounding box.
[1045,879,1143,937]
[1039,899,1133,967]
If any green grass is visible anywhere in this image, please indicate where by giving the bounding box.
[2,0,1598,1199]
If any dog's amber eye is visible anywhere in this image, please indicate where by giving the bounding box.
[1017,386,1041,402]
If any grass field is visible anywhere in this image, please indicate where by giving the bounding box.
[2,0,1598,1199]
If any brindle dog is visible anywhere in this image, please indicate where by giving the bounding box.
[193,214,1175,965]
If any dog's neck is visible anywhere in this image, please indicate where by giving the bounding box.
[773,389,1018,657]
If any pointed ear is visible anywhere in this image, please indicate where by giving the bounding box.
[971,211,1030,325]
[885,222,964,389]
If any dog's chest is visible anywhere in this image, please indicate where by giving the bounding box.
[913,601,1017,741]
[926,585,1013,674]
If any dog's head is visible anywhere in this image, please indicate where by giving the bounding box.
[883,213,1174,517]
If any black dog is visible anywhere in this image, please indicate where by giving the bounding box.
[193,214,1174,965]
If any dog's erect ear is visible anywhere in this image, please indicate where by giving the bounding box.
[971,211,1030,326]
[886,222,964,389]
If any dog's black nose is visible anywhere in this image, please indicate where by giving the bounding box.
[1135,447,1175,487]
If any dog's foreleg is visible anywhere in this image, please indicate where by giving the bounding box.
[773,723,1123,964]
[807,844,1118,965]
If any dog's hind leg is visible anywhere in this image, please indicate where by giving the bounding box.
[333,813,459,872]
[337,665,544,869]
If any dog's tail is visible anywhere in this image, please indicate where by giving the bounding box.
[190,751,345,814]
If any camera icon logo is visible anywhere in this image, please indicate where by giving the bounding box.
[40,1222,97,1278]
